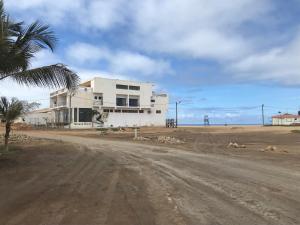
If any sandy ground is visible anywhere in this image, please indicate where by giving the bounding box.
[0,126,300,225]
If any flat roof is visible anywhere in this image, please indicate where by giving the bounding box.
[272,114,300,119]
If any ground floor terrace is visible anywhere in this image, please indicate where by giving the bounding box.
[49,107,166,128]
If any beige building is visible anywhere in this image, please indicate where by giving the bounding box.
[48,77,168,128]
[272,113,300,126]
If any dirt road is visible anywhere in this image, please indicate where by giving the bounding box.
[1,130,298,225]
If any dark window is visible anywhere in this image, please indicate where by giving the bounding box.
[156,110,161,114]
[94,96,97,100]
[129,85,140,90]
[122,110,138,113]
[110,109,114,112]
[115,110,121,113]
[116,84,128,89]
[74,108,77,122]
[139,110,144,113]
[129,98,139,107]
[70,108,72,123]
[79,108,93,122]
[151,99,155,103]
[103,109,110,112]
[98,96,102,100]
[116,97,127,106]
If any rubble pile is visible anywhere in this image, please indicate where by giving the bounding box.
[133,136,150,141]
[0,134,32,144]
[157,136,184,144]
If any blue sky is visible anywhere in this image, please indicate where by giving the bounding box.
[2,0,300,124]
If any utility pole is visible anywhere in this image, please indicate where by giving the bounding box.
[175,101,181,128]
[261,104,265,126]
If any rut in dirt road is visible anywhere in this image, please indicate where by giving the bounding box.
[1,132,300,225]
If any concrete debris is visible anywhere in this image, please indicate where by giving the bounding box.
[266,145,277,151]
[227,142,246,149]
[0,134,32,144]
[265,146,277,151]
[133,136,150,141]
[157,136,184,144]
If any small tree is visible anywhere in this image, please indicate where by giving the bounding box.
[0,97,38,150]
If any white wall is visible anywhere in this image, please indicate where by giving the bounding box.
[103,111,165,127]
[92,77,153,108]
[24,111,53,125]
[272,117,300,125]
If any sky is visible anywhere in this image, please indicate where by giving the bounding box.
[2,0,300,124]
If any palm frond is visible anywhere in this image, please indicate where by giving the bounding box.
[8,64,80,90]
[16,21,57,52]
[0,0,80,90]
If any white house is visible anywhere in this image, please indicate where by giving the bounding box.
[47,77,168,128]
[24,108,53,125]
[272,113,300,126]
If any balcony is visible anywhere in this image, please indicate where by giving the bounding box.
[51,102,67,108]
[93,100,103,106]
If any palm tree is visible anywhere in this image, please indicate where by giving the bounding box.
[0,0,80,89]
[0,97,39,150]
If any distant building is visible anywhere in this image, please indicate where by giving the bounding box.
[272,113,300,126]
[25,77,168,128]
[24,108,53,125]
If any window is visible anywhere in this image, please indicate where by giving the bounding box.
[115,110,121,113]
[79,108,93,122]
[156,110,161,114]
[129,85,140,90]
[94,96,97,100]
[129,98,139,107]
[110,109,114,112]
[129,96,139,107]
[116,84,128,90]
[116,96,127,106]
[151,99,155,103]
[122,110,138,113]
[103,109,110,112]
[139,110,144,113]
[98,96,102,100]
[74,108,77,122]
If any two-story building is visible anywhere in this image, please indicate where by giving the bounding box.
[49,77,168,128]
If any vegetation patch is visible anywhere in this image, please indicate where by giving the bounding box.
[291,130,300,134]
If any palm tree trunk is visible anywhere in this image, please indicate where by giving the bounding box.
[4,121,11,151]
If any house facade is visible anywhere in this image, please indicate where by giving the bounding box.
[272,113,300,126]
[49,77,168,128]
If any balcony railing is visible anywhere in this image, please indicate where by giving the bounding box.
[93,100,103,106]
[51,102,67,108]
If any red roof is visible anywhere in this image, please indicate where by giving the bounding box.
[272,113,300,119]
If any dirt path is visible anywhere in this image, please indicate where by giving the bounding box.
[1,131,300,225]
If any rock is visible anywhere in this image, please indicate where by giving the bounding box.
[227,142,246,149]
[265,146,277,151]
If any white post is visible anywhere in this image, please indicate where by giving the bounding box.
[134,127,138,139]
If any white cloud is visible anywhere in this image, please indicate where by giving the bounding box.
[66,42,172,76]
[6,0,272,60]
[230,33,300,85]
[5,0,128,30]
[66,42,110,64]
[131,0,271,60]
[108,51,172,76]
